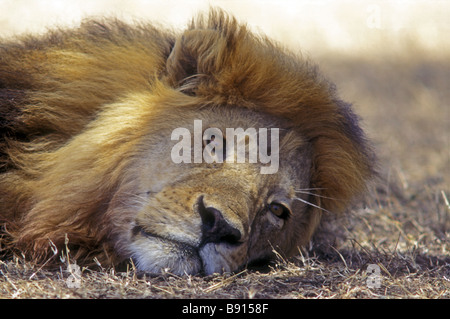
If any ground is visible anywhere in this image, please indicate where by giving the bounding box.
[0,47,448,299]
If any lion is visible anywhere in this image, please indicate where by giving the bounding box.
[0,10,374,275]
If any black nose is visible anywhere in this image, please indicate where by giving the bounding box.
[196,196,242,245]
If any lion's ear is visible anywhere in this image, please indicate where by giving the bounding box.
[165,29,222,93]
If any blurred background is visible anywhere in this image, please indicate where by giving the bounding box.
[0,0,449,57]
[1,0,448,255]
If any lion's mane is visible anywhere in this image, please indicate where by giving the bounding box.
[0,10,374,266]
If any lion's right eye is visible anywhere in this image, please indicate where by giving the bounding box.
[268,202,290,219]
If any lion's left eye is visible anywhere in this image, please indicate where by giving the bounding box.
[268,202,290,219]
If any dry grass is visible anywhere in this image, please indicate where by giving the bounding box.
[1,44,449,300]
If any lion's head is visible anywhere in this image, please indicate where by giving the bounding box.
[0,10,374,275]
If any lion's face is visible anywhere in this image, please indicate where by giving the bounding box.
[117,107,315,275]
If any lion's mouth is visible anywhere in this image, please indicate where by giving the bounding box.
[132,225,183,243]
[130,224,244,275]
[131,224,203,273]
[132,224,200,254]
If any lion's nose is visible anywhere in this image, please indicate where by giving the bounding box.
[196,196,242,245]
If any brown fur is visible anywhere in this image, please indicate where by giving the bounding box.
[0,10,374,271]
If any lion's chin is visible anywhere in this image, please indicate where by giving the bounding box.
[129,236,246,275]
[199,243,246,275]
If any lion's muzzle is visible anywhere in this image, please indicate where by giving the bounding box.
[196,195,242,246]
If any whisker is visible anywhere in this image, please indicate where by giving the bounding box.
[294,190,339,201]
[293,197,333,214]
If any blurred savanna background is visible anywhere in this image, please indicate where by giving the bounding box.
[0,0,448,298]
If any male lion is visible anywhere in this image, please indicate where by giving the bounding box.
[0,10,374,275]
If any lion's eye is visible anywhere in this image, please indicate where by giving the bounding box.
[268,202,290,219]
